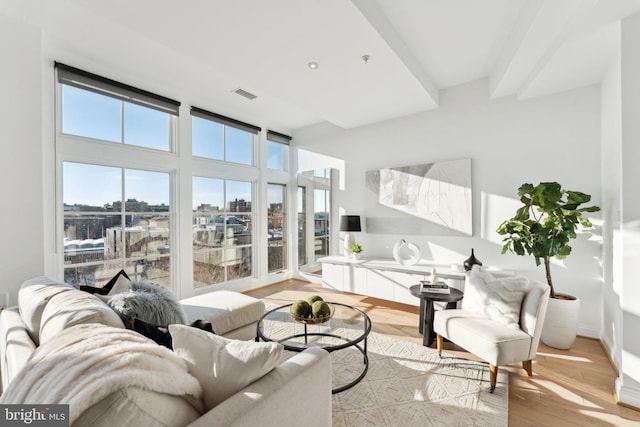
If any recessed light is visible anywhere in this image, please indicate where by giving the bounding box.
[308,62,319,70]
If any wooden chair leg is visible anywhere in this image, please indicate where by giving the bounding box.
[436,334,443,357]
[489,365,498,393]
[522,359,533,376]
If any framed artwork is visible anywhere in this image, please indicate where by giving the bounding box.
[365,158,472,235]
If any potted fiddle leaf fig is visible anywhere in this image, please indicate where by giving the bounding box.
[496,182,600,349]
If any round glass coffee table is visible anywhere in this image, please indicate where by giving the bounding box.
[256,302,371,394]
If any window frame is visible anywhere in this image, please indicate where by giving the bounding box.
[191,107,261,166]
[56,155,177,287]
[55,65,180,289]
[192,176,255,287]
[61,163,173,286]
[267,182,287,274]
[52,63,299,296]
[266,130,291,172]
[56,62,180,153]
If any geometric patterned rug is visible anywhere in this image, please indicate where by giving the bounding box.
[329,332,508,427]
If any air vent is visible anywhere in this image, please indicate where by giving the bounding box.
[233,88,257,100]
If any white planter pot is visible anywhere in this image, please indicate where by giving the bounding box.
[541,294,580,350]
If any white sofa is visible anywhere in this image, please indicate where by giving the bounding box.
[0,277,332,426]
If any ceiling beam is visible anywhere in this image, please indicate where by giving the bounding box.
[351,0,439,107]
[490,0,597,99]
[518,0,601,99]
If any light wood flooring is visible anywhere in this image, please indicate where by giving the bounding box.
[245,278,640,427]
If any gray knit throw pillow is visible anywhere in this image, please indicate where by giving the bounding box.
[109,280,187,328]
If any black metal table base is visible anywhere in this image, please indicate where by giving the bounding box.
[283,330,369,394]
[257,302,372,394]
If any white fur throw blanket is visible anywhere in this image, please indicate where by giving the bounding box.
[0,324,204,423]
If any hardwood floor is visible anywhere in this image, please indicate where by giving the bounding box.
[245,278,640,427]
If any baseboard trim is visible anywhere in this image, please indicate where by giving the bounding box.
[577,325,599,339]
[583,336,638,410]
[615,378,640,411]
[574,335,621,377]
[598,338,620,377]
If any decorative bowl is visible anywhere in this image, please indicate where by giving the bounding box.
[291,303,335,324]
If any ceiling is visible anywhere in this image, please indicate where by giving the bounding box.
[4,0,640,132]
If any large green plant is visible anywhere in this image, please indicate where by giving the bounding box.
[496,182,600,298]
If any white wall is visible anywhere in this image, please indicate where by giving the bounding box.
[0,15,45,306]
[294,78,603,337]
[616,11,640,408]
[600,24,622,372]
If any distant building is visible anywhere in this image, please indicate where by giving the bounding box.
[112,198,149,212]
[64,203,109,212]
[229,198,251,212]
[149,203,169,212]
[315,212,329,235]
[194,204,221,213]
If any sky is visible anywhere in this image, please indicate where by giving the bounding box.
[63,162,170,207]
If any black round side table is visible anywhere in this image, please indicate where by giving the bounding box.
[409,285,464,347]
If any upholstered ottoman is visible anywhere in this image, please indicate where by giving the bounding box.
[180,291,265,341]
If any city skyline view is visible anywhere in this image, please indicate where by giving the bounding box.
[64,162,254,211]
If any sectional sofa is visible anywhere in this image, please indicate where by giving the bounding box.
[0,277,331,426]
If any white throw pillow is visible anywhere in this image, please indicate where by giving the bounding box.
[169,324,283,410]
[96,275,132,304]
[461,266,529,330]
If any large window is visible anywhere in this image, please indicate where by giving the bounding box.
[266,130,290,171]
[58,63,177,151]
[267,184,287,272]
[314,169,331,261]
[193,177,253,287]
[63,163,171,286]
[314,189,330,259]
[297,186,306,268]
[56,63,283,291]
[192,107,259,165]
[297,168,333,271]
[57,63,179,288]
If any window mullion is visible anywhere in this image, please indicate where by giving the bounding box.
[120,101,125,145]
[222,125,227,162]
[223,179,228,283]
[121,168,126,269]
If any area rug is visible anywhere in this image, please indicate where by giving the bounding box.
[329,331,508,427]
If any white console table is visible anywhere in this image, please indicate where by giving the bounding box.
[318,256,466,307]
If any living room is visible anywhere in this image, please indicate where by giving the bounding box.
[2,0,640,425]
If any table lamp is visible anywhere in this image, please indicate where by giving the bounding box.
[340,215,361,258]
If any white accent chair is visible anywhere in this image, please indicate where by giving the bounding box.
[434,277,550,392]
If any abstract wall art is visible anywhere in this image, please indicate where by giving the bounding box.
[365,158,472,235]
